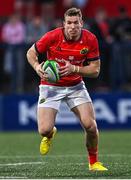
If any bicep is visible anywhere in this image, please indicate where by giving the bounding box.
[88,59,100,65]
[28,44,37,55]
[27,44,38,60]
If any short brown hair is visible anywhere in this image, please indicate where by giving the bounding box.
[64,7,82,20]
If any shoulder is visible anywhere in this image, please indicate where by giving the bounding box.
[38,27,63,45]
[46,27,63,39]
[82,29,97,41]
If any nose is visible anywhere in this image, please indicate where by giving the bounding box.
[71,23,75,28]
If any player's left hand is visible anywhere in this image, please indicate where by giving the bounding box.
[59,61,74,77]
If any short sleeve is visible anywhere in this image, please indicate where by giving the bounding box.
[86,35,100,61]
[35,32,51,54]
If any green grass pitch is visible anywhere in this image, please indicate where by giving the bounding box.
[0,130,131,179]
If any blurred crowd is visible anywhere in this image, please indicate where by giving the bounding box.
[0,0,131,94]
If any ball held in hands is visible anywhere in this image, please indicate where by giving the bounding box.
[42,60,60,83]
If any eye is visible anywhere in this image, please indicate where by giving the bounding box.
[74,21,79,24]
[67,21,72,24]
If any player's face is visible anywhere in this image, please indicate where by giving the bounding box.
[64,15,83,40]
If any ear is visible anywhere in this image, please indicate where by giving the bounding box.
[80,20,83,28]
[63,21,65,28]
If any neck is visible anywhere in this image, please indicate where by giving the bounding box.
[64,30,81,41]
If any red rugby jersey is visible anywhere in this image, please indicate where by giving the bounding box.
[35,27,100,86]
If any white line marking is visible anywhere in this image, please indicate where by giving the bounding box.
[0,161,44,166]
[0,177,27,179]
[0,162,86,167]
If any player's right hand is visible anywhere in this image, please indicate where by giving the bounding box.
[35,63,48,80]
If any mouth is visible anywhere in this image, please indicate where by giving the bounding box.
[70,31,77,34]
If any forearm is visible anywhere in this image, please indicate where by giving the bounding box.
[79,65,100,78]
[73,61,100,78]
[26,45,39,71]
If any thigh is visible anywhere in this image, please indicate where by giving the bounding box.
[66,82,92,110]
[38,85,64,110]
[37,85,63,132]
[37,107,57,131]
[72,102,96,129]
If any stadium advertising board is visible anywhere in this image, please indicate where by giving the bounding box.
[0,92,131,130]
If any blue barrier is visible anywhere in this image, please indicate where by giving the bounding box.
[0,92,131,131]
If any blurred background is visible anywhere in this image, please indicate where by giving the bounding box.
[0,0,131,131]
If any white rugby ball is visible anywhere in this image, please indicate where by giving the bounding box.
[42,60,60,83]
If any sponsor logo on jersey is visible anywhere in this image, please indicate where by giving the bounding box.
[55,57,85,64]
[69,56,74,61]
[80,48,88,55]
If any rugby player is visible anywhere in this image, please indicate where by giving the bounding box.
[27,7,108,171]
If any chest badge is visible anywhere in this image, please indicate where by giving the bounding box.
[80,48,89,55]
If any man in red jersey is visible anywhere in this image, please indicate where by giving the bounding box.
[27,7,108,171]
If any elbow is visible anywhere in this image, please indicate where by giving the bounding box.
[26,49,29,59]
[26,49,31,63]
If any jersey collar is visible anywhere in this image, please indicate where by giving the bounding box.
[62,27,83,43]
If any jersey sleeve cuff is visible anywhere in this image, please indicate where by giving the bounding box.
[34,43,40,55]
[86,56,100,61]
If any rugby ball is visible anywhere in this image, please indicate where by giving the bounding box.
[42,60,60,83]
